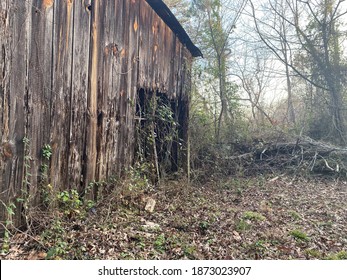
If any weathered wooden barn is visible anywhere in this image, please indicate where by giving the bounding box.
[0,0,201,226]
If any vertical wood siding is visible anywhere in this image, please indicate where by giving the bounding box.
[0,0,193,226]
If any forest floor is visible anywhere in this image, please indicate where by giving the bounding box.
[1,174,347,260]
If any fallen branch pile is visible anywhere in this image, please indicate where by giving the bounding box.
[254,137,347,175]
[231,136,347,176]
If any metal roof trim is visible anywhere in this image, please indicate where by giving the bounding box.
[145,0,203,57]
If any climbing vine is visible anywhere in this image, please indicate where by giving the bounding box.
[135,89,180,182]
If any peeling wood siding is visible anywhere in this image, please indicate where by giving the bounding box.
[0,0,193,227]
[68,0,91,191]
[0,0,28,228]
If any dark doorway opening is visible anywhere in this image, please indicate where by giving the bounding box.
[135,88,180,180]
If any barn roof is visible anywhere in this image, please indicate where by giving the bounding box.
[146,0,203,57]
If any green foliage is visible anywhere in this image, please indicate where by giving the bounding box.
[135,92,179,180]
[38,143,53,207]
[85,199,95,211]
[290,229,310,242]
[154,234,166,253]
[199,221,210,232]
[235,210,266,232]
[305,249,321,258]
[236,219,251,231]
[42,219,68,259]
[41,187,96,259]
[5,202,16,217]
[243,211,266,221]
[57,189,82,217]
[42,144,52,160]
[325,251,347,260]
[0,202,16,254]
[289,211,301,221]
[40,163,49,175]
[41,183,54,206]
[127,163,151,192]
[1,230,10,254]
[292,1,347,144]
[183,244,197,258]
[248,239,268,256]
[189,0,245,144]
[119,252,134,260]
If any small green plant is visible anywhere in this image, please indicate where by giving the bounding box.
[120,252,134,260]
[235,211,265,232]
[317,221,333,228]
[236,187,243,196]
[305,249,321,258]
[0,201,16,254]
[1,229,11,254]
[42,219,69,259]
[41,183,54,207]
[154,233,166,253]
[136,240,146,250]
[21,137,32,230]
[46,241,69,260]
[289,211,301,221]
[57,189,82,217]
[236,219,251,231]
[40,163,49,176]
[40,144,53,206]
[325,251,347,260]
[199,221,210,233]
[249,240,267,255]
[290,229,310,242]
[118,163,154,207]
[42,144,52,160]
[85,199,95,211]
[184,244,197,258]
[128,163,151,191]
[243,211,266,221]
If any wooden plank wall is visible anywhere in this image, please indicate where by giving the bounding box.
[0,0,193,226]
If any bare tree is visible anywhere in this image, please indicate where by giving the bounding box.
[192,0,248,142]
[250,0,347,144]
[233,48,277,126]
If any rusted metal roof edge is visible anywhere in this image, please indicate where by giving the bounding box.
[145,0,203,58]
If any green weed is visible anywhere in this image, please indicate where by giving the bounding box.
[42,144,52,160]
[184,244,197,258]
[290,229,310,242]
[249,239,268,255]
[42,219,68,259]
[57,189,82,217]
[289,211,301,221]
[199,221,210,232]
[243,211,266,221]
[154,233,166,253]
[236,219,251,231]
[305,249,321,258]
[0,202,16,254]
[325,251,347,260]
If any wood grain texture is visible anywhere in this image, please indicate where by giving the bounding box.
[0,0,194,227]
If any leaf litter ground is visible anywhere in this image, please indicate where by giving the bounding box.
[2,175,347,260]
